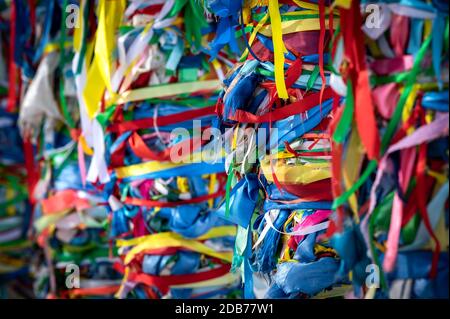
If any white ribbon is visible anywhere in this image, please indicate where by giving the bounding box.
[73,53,110,184]
[253,210,330,249]
[388,4,436,19]
[19,51,64,139]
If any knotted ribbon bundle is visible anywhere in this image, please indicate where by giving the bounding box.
[2,0,242,299]
[0,0,448,300]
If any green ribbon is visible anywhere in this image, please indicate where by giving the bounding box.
[225,162,233,218]
[166,0,189,18]
[306,65,320,91]
[55,245,117,264]
[76,0,90,75]
[184,0,209,52]
[445,18,449,53]
[147,97,216,108]
[96,104,117,129]
[368,205,388,291]
[332,79,354,144]
[371,67,434,86]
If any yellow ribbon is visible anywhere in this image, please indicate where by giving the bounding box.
[117,226,236,248]
[331,0,352,9]
[80,135,94,156]
[115,149,225,179]
[249,0,270,8]
[313,284,352,299]
[259,17,339,36]
[120,226,236,265]
[424,18,432,40]
[260,159,331,184]
[268,0,288,99]
[115,267,130,299]
[6,188,15,216]
[343,128,364,221]
[292,0,324,10]
[73,0,84,52]
[43,41,73,54]
[115,160,181,180]
[113,80,222,105]
[401,84,419,134]
[34,210,71,234]
[83,0,125,118]
[240,13,270,61]
[428,170,447,185]
[208,174,217,208]
[171,272,240,289]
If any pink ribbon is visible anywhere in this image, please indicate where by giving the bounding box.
[78,140,87,188]
[363,113,449,270]
[373,83,400,119]
[293,209,332,244]
[390,14,410,56]
[370,55,414,75]
[384,147,416,272]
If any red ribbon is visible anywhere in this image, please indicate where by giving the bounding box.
[279,179,333,201]
[128,131,206,162]
[329,103,345,232]
[108,106,215,133]
[60,285,120,299]
[123,189,225,208]
[415,141,440,279]
[7,1,17,113]
[318,0,327,109]
[340,1,380,161]
[217,87,333,123]
[130,3,164,18]
[127,264,231,296]
[41,189,92,215]
[23,136,39,206]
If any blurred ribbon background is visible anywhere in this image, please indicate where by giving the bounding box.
[0,0,448,299]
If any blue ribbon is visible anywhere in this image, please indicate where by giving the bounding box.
[215,173,260,228]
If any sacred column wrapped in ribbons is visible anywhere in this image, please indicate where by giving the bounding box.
[204,0,349,298]
[0,0,447,301]
[71,0,241,299]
